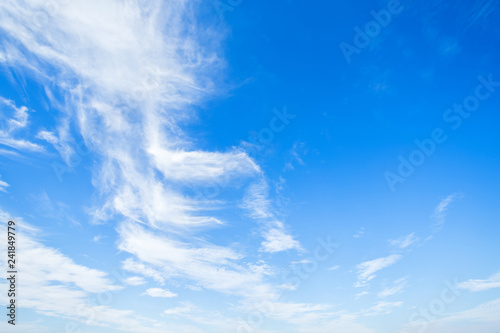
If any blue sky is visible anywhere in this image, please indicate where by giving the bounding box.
[1,0,500,332]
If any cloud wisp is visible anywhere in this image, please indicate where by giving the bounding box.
[432,193,462,232]
[458,271,500,292]
[0,2,312,332]
[355,254,403,287]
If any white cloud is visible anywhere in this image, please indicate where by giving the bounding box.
[149,147,259,184]
[257,302,334,324]
[92,234,103,243]
[0,0,303,328]
[284,141,307,171]
[0,97,44,152]
[0,209,186,333]
[261,225,302,253]
[242,179,302,253]
[432,193,462,232]
[36,130,59,145]
[118,222,277,300]
[355,254,403,287]
[436,297,500,323]
[292,313,374,333]
[122,258,166,285]
[0,97,44,153]
[0,0,252,231]
[365,301,403,316]
[328,265,340,271]
[164,302,196,316]
[0,96,28,129]
[353,227,365,239]
[0,175,9,192]
[241,180,275,220]
[35,129,75,163]
[388,233,419,249]
[355,291,369,300]
[143,288,178,298]
[124,276,147,286]
[378,276,408,298]
[458,271,500,292]
[291,259,313,265]
[401,298,500,333]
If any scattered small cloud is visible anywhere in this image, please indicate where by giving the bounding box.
[261,226,302,253]
[432,193,463,232]
[355,254,403,287]
[164,302,196,316]
[400,297,500,332]
[241,179,302,253]
[388,233,419,249]
[458,271,500,292]
[355,291,369,300]
[0,175,9,192]
[93,234,104,243]
[142,288,178,298]
[378,276,409,298]
[328,265,340,271]
[284,141,307,171]
[365,301,403,316]
[0,97,44,153]
[353,227,365,239]
[124,276,147,286]
[291,259,313,266]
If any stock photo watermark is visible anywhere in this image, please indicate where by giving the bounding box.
[213,0,243,19]
[340,0,404,64]
[51,139,92,182]
[236,235,340,333]
[64,268,131,333]
[385,74,500,192]
[32,0,69,28]
[6,221,17,326]
[192,106,296,201]
[403,279,462,333]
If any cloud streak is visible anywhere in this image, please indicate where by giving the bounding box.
[458,271,500,292]
[355,254,403,287]
[388,232,419,249]
[432,193,462,232]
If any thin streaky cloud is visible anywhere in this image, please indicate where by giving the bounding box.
[355,254,403,287]
[458,271,500,292]
[388,232,419,249]
[0,176,9,192]
[432,193,463,232]
[377,276,409,298]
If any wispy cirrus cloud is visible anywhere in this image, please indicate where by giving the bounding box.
[0,96,44,153]
[364,301,403,316]
[118,221,277,300]
[355,254,403,287]
[388,232,419,249]
[0,2,303,324]
[0,175,8,192]
[355,291,369,300]
[401,297,500,333]
[0,0,301,248]
[377,276,408,298]
[432,193,462,232]
[353,227,365,239]
[458,271,500,292]
[242,178,302,253]
[0,209,189,333]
